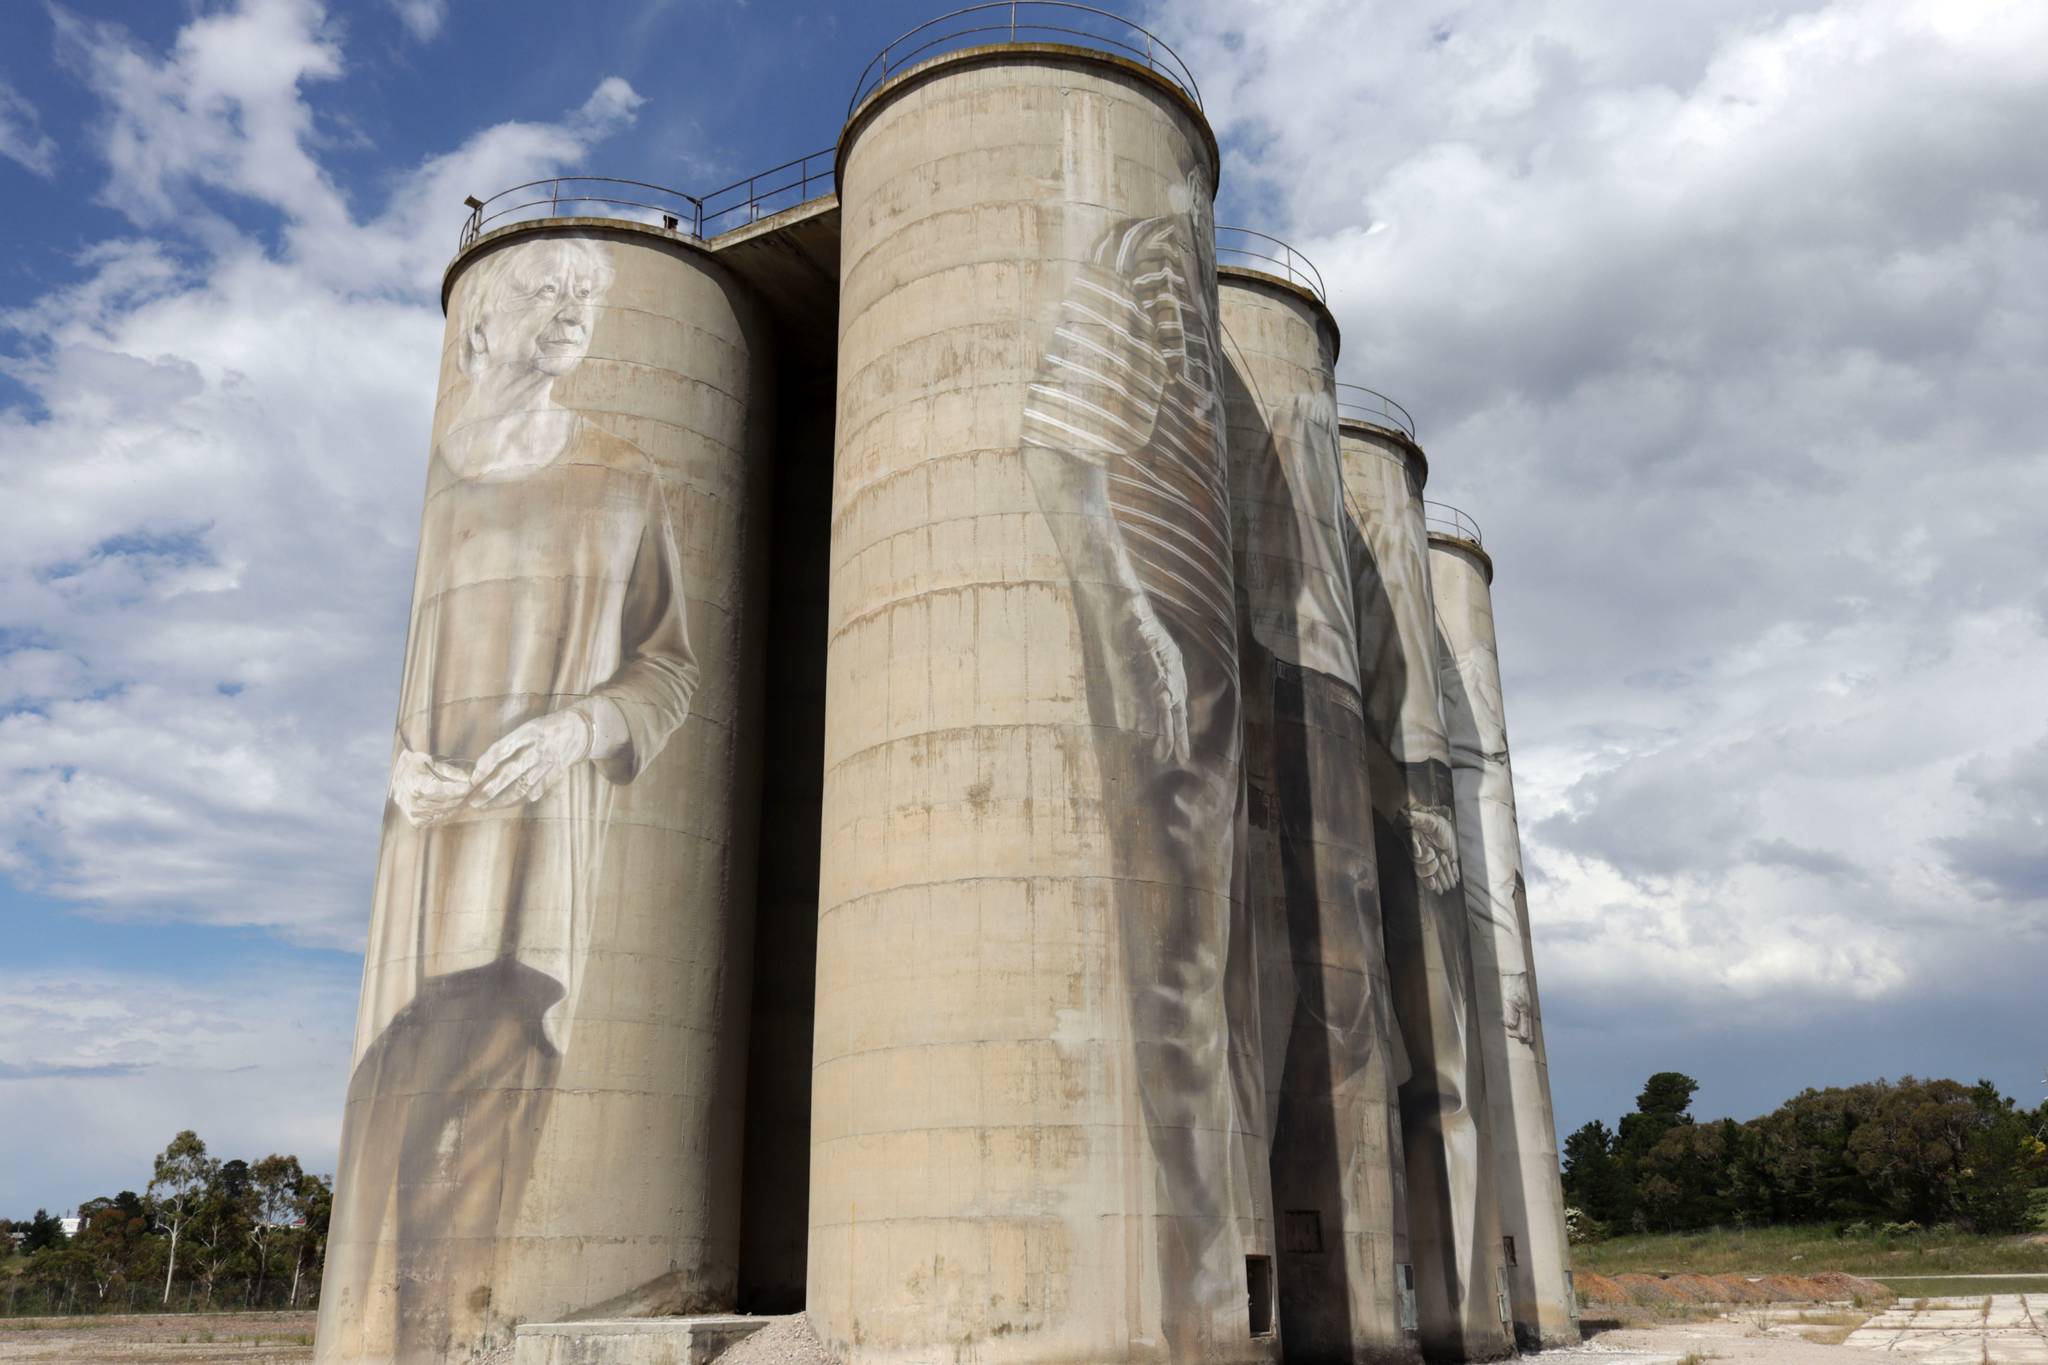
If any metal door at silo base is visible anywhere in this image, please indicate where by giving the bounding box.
[314,223,776,1364]
[811,36,1280,1365]
[1430,521,1578,1351]
[1219,269,1415,1362]
[1341,417,1516,1362]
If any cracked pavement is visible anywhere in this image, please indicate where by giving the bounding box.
[1842,1294,2048,1361]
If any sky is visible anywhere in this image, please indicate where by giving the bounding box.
[0,0,2041,1215]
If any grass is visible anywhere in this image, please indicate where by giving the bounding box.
[1573,1222,2048,1278]
[1766,1308,1872,1345]
[1876,1274,2048,1297]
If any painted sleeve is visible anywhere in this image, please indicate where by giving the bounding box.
[1019,257,1165,467]
[587,477,699,783]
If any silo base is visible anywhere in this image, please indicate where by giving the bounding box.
[512,1315,768,1365]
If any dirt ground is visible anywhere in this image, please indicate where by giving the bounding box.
[0,1311,314,1363]
[11,1299,2045,1363]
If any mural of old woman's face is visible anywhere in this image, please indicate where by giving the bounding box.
[474,247,606,378]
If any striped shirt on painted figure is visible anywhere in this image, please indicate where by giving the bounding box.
[1021,214,1235,670]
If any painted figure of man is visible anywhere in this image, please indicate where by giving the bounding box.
[317,237,696,1364]
[1238,385,1406,1353]
[1019,166,1253,1354]
[1348,442,1506,1354]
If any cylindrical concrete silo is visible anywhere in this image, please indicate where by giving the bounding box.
[316,221,775,1363]
[1428,511,1576,1351]
[1219,265,1411,1361]
[1339,398,1514,1361]
[813,38,1275,1364]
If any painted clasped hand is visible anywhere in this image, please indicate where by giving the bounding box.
[1399,804,1461,893]
[389,749,474,828]
[468,709,596,809]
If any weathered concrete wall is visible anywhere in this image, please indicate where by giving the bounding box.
[1340,423,1513,1361]
[811,46,1275,1363]
[1429,530,1576,1351]
[317,224,775,1363]
[1219,274,1413,1362]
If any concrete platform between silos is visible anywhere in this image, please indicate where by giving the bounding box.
[513,1314,767,1365]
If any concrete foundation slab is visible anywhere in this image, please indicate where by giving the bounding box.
[513,1315,768,1365]
[1843,1295,2048,1361]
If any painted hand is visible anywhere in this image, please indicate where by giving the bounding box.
[1399,804,1461,893]
[1125,607,1190,765]
[389,749,474,828]
[468,709,593,809]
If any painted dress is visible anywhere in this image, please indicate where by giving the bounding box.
[320,417,694,1363]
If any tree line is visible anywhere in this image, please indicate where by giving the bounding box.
[1562,1072,2048,1238]
[1,1131,332,1317]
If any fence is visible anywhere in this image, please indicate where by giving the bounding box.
[849,2,1200,115]
[1423,501,1482,546]
[1335,382,1417,441]
[1216,226,1326,303]
[458,150,835,251]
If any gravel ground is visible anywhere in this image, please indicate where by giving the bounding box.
[713,1313,838,1364]
[0,1311,314,1363]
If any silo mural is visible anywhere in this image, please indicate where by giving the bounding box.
[812,43,1275,1363]
[1341,418,1514,1361]
[1220,273,1411,1360]
[317,230,774,1363]
[317,17,1580,1365]
[1431,518,1577,1350]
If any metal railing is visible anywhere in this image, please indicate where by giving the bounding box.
[850,2,1201,116]
[1216,226,1325,303]
[698,149,836,236]
[1335,382,1416,440]
[1424,501,1482,546]
[458,150,835,250]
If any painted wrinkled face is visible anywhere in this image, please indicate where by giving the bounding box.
[488,249,606,377]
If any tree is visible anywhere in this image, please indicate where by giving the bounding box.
[1562,1120,1631,1228]
[1618,1072,1699,1162]
[25,1242,88,1313]
[74,1195,149,1303]
[186,1165,253,1309]
[20,1209,67,1254]
[1957,1081,2048,1234]
[248,1154,303,1307]
[290,1172,333,1308]
[1637,1118,1743,1231]
[147,1130,218,1307]
[1844,1077,1975,1223]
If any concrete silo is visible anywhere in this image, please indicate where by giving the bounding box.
[812,33,1276,1363]
[1218,257,1412,1361]
[1428,509,1576,1350]
[1339,397,1514,1361]
[315,222,775,1363]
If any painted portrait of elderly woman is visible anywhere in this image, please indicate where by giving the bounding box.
[317,236,697,1362]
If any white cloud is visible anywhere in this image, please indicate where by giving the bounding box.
[388,0,449,43]
[0,966,357,1209]
[1150,0,2048,1039]
[52,0,348,244]
[0,1,645,950]
[0,79,57,177]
